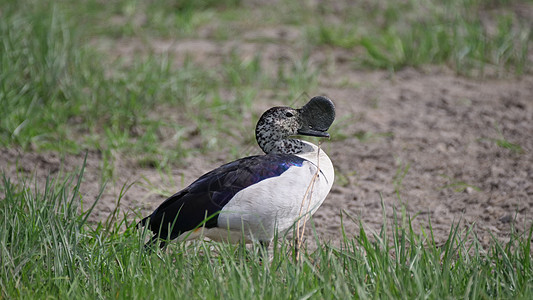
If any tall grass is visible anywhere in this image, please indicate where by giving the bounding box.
[0,3,85,152]
[305,0,532,76]
[1,166,531,298]
[1,0,531,175]
[0,0,319,176]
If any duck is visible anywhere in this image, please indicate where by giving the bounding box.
[138,96,335,248]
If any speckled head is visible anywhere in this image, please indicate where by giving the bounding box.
[255,96,336,154]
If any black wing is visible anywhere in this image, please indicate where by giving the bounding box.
[138,154,305,242]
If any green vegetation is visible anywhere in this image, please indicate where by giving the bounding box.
[439,174,482,193]
[0,0,320,175]
[1,0,531,166]
[1,0,532,298]
[304,0,532,75]
[1,167,532,298]
[478,123,526,154]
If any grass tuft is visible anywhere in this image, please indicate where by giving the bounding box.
[1,167,532,298]
[303,0,532,76]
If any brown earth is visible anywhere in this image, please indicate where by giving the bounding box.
[2,23,533,249]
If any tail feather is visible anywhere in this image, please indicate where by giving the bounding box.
[137,216,168,250]
[137,216,150,229]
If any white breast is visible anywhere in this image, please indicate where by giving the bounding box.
[216,141,334,242]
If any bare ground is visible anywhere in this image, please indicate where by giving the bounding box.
[2,25,533,248]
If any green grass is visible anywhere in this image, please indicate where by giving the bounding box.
[0,0,321,176]
[303,0,532,76]
[1,0,531,172]
[54,0,531,77]
[1,1,532,297]
[478,123,526,154]
[1,166,532,299]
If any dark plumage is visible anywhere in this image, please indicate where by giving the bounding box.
[138,96,336,249]
[138,155,304,248]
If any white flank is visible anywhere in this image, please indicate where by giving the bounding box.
[217,141,334,242]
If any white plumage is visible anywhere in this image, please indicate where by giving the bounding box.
[138,96,336,248]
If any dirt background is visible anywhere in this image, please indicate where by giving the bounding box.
[2,9,533,248]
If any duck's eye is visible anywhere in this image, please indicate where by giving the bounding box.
[285,112,294,117]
